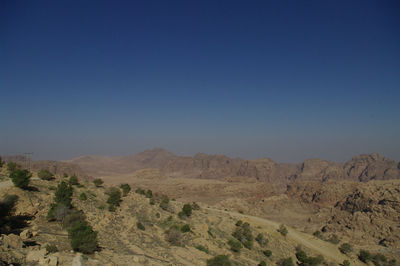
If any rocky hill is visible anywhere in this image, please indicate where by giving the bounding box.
[69,149,400,183]
[2,165,388,266]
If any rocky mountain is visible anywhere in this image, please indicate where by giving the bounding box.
[69,149,400,183]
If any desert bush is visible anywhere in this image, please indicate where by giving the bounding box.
[165,227,182,246]
[277,258,294,266]
[0,195,18,227]
[207,255,231,266]
[45,244,58,253]
[296,246,324,265]
[263,249,272,257]
[228,238,242,253]
[235,220,243,226]
[93,178,103,187]
[68,220,98,254]
[181,203,192,217]
[196,245,209,254]
[63,173,68,178]
[258,261,267,266]
[9,169,31,189]
[342,260,350,266]
[137,222,145,231]
[232,221,253,249]
[120,183,131,196]
[69,175,79,185]
[180,224,191,233]
[159,196,169,210]
[256,233,268,246]
[156,213,160,218]
[54,181,73,207]
[359,250,372,263]
[107,187,121,211]
[0,156,3,168]
[145,189,153,198]
[7,162,20,172]
[327,234,340,244]
[192,202,200,210]
[38,169,54,180]
[313,231,323,239]
[135,188,145,195]
[278,224,288,236]
[79,192,87,201]
[339,243,353,254]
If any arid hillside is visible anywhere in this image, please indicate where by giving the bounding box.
[3,165,392,266]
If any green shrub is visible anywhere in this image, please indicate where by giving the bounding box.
[120,183,131,196]
[342,260,350,266]
[0,194,18,226]
[106,187,121,211]
[327,234,340,244]
[54,181,73,207]
[182,204,192,217]
[195,245,209,254]
[9,169,31,189]
[93,178,103,187]
[69,175,79,185]
[278,224,288,236]
[137,222,145,231]
[207,255,231,266]
[63,173,68,178]
[339,243,353,254]
[38,169,54,180]
[79,192,87,201]
[235,220,243,226]
[135,188,145,195]
[145,189,153,198]
[181,224,191,233]
[258,261,267,266]
[359,250,372,263]
[149,198,155,205]
[296,247,324,265]
[165,227,182,246]
[228,238,242,253]
[45,244,58,253]
[263,250,272,257]
[256,233,268,246]
[156,213,160,218]
[277,258,294,266]
[159,196,169,210]
[232,221,253,249]
[68,220,98,254]
[7,162,20,172]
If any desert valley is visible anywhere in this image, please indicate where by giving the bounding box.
[0,149,399,265]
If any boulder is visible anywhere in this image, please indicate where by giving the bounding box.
[26,249,46,263]
[2,234,23,249]
[20,229,33,240]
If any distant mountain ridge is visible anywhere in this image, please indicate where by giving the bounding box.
[67,148,400,182]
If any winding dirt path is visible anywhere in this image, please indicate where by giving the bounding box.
[207,207,362,265]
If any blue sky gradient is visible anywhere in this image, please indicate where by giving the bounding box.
[1,1,399,162]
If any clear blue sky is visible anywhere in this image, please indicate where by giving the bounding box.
[1,0,399,162]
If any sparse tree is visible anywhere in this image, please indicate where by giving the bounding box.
[339,243,353,254]
[0,156,3,168]
[54,181,74,207]
[228,238,242,253]
[159,195,169,211]
[107,187,121,211]
[68,220,98,254]
[9,169,31,189]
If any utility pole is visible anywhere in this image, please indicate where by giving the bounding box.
[24,152,33,170]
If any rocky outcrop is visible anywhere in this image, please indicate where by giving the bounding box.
[67,149,400,182]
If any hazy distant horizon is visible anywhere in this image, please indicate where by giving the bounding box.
[1,1,399,164]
